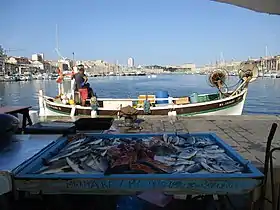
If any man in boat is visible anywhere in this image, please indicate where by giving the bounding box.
[72,64,88,106]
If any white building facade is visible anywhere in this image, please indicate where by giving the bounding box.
[127,57,134,67]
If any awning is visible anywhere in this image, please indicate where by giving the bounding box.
[212,0,280,15]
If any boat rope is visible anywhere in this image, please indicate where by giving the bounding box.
[226,79,242,88]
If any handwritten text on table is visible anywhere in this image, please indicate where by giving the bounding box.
[66,179,240,191]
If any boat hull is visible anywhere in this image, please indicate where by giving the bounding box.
[39,89,248,117]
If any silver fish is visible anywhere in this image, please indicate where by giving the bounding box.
[79,162,101,174]
[200,161,224,173]
[174,165,185,173]
[192,156,207,163]
[178,148,197,159]
[40,166,71,174]
[184,163,203,173]
[195,151,224,159]
[173,136,186,146]
[163,134,168,143]
[66,157,90,174]
[218,160,244,173]
[204,145,219,150]
[204,148,225,154]
[194,137,215,147]
[178,136,196,145]
[172,159,195,166]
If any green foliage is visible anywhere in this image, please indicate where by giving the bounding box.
[0,45,6,57]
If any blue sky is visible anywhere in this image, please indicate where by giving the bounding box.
[0,0,279,66]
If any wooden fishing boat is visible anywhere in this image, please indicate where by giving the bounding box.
[38,63,258,117]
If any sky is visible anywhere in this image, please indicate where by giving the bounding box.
[0,0,279,66]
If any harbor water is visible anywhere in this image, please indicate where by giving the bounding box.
[0,74,279,115]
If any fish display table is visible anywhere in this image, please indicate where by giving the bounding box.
[13,133,263,196]
[0,134,61,195]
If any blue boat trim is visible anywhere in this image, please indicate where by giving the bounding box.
[13,133,264,194]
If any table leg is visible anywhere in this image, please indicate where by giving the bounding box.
[21,109,33,129]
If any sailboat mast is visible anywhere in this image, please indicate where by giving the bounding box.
[56,24,59,51]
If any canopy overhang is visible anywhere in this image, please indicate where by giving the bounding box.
[212,0,280,15]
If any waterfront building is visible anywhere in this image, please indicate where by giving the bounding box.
[127,57,134,67]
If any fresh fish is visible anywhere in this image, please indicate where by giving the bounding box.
[185,163,203,173]
[173,165,185,173]
[173,136,186,146]
[194,137,215,147]
[163,134,168,143]
[204,148,225,154]
[67,137,87,146]
[79,162,101,174]
[206,159,225,172]
[163,156,177,162]
[40,166,72,174]
[178,148,197,159]
[204,145,219,150]
[195,151,225,159]
[168,136,175,144]
[88,138,103,145]
[192,157,207,163]
[95,156,109,172]
[178,135,196,145]
[34,134,246,175]
[150,145,177,156]
[48,148,92,163]
[80,156,88,162]
[172,159,195,166]
[66,157,89,174]
[218,160,244,173]
[200,161,224,173]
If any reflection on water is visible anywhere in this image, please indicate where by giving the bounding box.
[0,75,279,114]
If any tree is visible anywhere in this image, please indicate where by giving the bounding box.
[0,45,6,57]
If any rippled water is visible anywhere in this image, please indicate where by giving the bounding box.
[0,74,279,115]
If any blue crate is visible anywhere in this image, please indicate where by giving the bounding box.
[13,133,264,195]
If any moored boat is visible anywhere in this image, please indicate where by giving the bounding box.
[38,62,258,117]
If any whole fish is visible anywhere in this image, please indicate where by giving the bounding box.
[195,151,225,159]
[184,163,203,173]
[192,157,207,163]
[201,161,224,173]
[194,137,215,148]
[150,145,177,156]
[178,148,197,159]
[173,165,185,173]
[218,160,244,173]
[178,135,196,145]
[204,145,219,150]
[40,166,72,174]
[172,159,195,166]
[204,147,225,154]
[163,133,168,143]
[66,157,89,174]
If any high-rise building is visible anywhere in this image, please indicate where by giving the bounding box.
[31,53,44,62]
[127,57,134,67]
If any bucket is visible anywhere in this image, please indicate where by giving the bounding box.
[190,92,199,103]
[29,110,39,124]
[155,91,169,104]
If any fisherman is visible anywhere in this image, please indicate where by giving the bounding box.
[72,64,88,106]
